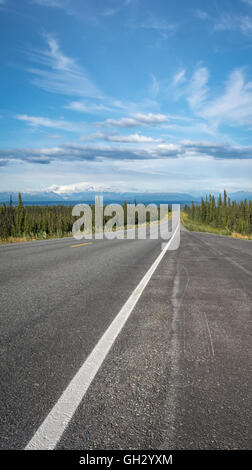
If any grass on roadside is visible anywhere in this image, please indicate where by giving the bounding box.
[181,211,252,240]
[0,233,73,244]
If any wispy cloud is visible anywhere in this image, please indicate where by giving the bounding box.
[94,0,136,18]
[32,0,62,5]
[138,17,178,34]
[241,0,252,6]
[172,68,186,86]
[170,65,252,131]
[26,33,101,98]
[129,14,178,48]
[149,74,159,98]
[65,96,160,116]
[162,121,217,137]
[25,34,159,118]
[31,0,70,11]
[195,10,209,20]
[31,0,135,19]
[200,69,252,127]
[47,134,61,139]
[195,7,252,36]
[187,67,209,109]
[16,114,87,133]
[214,13,252,34]
[65,101,114,114]
[171,66,209,110]
[100,8,119,17]
[100,113,168,128]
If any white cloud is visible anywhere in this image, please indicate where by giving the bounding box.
[101,113,168,128]
[162,121,217,137]
[65,101,114,114]
[195,10,209,20]
[2,140,252,168]
[31,0,68,8]
[171,66,209,110]
[26,34,101,99]
[138,17,178,34]
[100,8,120,17]
[86,0,135,19]
[47,134,61,139]
[65,96,161,116]
[26,35,160,118]
[129,14,178,48]
[43,34,74,70]
[150,74,159,98]
[32,0,134,15]
[24,34,163,122]
[214,13,252,34]
[132,113,168,124]
[200,69,252,127]
[170,66,252,131]
[16,114,87,133]
[241,0,252,6]
[196,7,252,36]
[187,67,209,109]
[94,132,164,143]
[172,69,186,86]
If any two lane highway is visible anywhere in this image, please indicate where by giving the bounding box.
[0,228,251,449]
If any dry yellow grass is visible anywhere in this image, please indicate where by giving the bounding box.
[231,232,252,240]
[0,236,37,244]
[0,234,72,244]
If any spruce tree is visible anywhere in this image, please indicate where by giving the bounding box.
[15,193,25,236]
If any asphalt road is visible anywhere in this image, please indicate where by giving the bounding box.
[0,227,251,450]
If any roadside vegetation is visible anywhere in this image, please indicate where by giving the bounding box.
[0,194,74,243]
[0,194,168,243]
[182,190,252,240]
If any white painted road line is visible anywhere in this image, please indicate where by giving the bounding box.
[25,223,180,450]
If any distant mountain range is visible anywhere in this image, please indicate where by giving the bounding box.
[227,191,252,202]
[0,189,251,205]
[0,190,198,205]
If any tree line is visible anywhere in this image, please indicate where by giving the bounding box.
[184,190,252,235]
[0,194,163,240]
[0,194,74,240]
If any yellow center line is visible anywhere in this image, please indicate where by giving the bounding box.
[71,242,93,248]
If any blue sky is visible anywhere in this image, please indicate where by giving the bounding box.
[1,0,252,194]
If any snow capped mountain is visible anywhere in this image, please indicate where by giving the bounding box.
[47,182,124,195]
